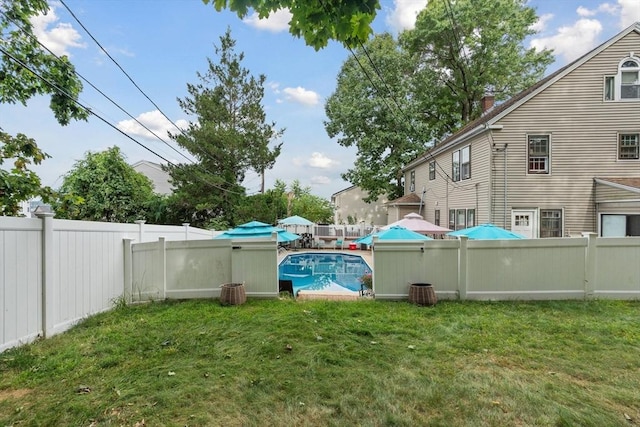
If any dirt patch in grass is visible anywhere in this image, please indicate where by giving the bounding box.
[0,388,32,400]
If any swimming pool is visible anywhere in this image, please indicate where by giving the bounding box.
[278,252,371,296]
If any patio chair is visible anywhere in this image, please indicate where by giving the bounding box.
[334,239,344,250]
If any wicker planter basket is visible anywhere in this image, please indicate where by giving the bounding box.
[219,283,246,305]
[408,283,437,306]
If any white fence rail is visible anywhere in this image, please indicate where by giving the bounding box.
[372,234,640,300]
[0,216,214,352]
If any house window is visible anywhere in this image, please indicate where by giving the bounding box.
[429,161,436,180]
[528,135,550,174]
[451,146,471,181]
[409,170,415,192]
[604,76,615,101]
[435,209,440,226]
[449,209,455,230]
[466,209,475,228]
[456,209,466,230]
[461,146,471,179]
[452,151,460,182]
[621,59,640,99]
[540,209,562,238]
[619,134,639,159]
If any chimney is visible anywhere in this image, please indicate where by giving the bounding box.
[481,94,495,113]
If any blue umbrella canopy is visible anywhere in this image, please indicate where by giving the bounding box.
[354,226,432,246]
[277,215,315,226]
[447,223,526,240]
[214,221,300,243]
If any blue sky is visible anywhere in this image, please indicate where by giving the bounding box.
[1,0,639,199]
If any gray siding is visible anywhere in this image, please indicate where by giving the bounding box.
[410,29,640,236]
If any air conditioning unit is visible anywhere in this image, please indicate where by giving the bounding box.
[409,183,415,192]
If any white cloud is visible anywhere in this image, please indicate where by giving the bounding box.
[618,0,640,29]
[530,13,554,33]
[242,9,292,32]
[283,87,320,106]
[269,82,281,94]
[577,6,595,17]
[385,0,428,32]
[311,175,331,185]
[529,19,603,63]
[30,6,85,57]
[116,110,188,140]
[308,152,337,169]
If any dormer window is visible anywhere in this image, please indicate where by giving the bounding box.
[605,56,640,101]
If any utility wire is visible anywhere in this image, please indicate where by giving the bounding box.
[59,0,186,137]
[0,44,245,195]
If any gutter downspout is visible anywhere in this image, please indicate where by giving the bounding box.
[504,144,508,229]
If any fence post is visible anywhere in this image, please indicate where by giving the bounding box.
[458,236,468,300]
[36,211,55,338]
[159,237,167,300]
[123,239,133,303]
[582,232,597,299]
[135,219,146,242]
[183,223,190,240]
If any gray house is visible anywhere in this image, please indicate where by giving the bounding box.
[400,22,640,238]
[131,160,173,195]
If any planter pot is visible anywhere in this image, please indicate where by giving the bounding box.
[408,283,437,306]
[220,283,246,305]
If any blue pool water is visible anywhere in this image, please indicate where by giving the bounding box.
[278,252,371,295]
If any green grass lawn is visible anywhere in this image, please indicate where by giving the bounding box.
[1,298,639,426]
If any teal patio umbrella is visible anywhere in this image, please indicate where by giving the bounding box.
[214,221,300,243]
[447,223,526,240]
[354,225,432,246]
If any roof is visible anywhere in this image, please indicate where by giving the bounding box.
[385,193,421,206]
[404,22,640,171]
[595,178,640,194]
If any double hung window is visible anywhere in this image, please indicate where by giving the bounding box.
[528,135,550,174]
[540,209,562,238]
[452,146,470,181]
[619,134,639,160]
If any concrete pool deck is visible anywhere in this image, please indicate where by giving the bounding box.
[278,249,373,301]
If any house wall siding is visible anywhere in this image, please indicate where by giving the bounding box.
[409,29,640,236]
[332,187,388,226]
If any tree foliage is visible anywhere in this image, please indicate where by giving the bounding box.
[0,129,52,215]
[325,33,425,201]
[325,0,554,199]
[1,0,88,125]
[401,0,554,138]
[54,147,157,223]
[167,28,282,227]
[203,0,380,50]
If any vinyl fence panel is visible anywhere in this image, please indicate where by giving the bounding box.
[0,217,42,352]
[465,238,587,300]
[165,239,232,299]
[594,237,640,298]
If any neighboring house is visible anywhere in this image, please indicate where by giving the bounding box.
[398,22,640,238]
[131,160,173,195]
[331,186,388,226]
[385,193,424,224]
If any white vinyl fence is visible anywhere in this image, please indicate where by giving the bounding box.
[0,215,214,352]
[372,234,640,300]
[126,237,278,302]
[3,213,640,354]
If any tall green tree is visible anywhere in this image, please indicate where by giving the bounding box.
[168,28,282,227]
[203,0,379,50]
[325,33,424,201]
[401,0,554,139]
[54,147,157,223]
[286,180,333,224]
[1,0,88,214]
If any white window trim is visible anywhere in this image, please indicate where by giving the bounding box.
[614,56,640,101]
[526,134,551,175]
[617,132,640,161]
